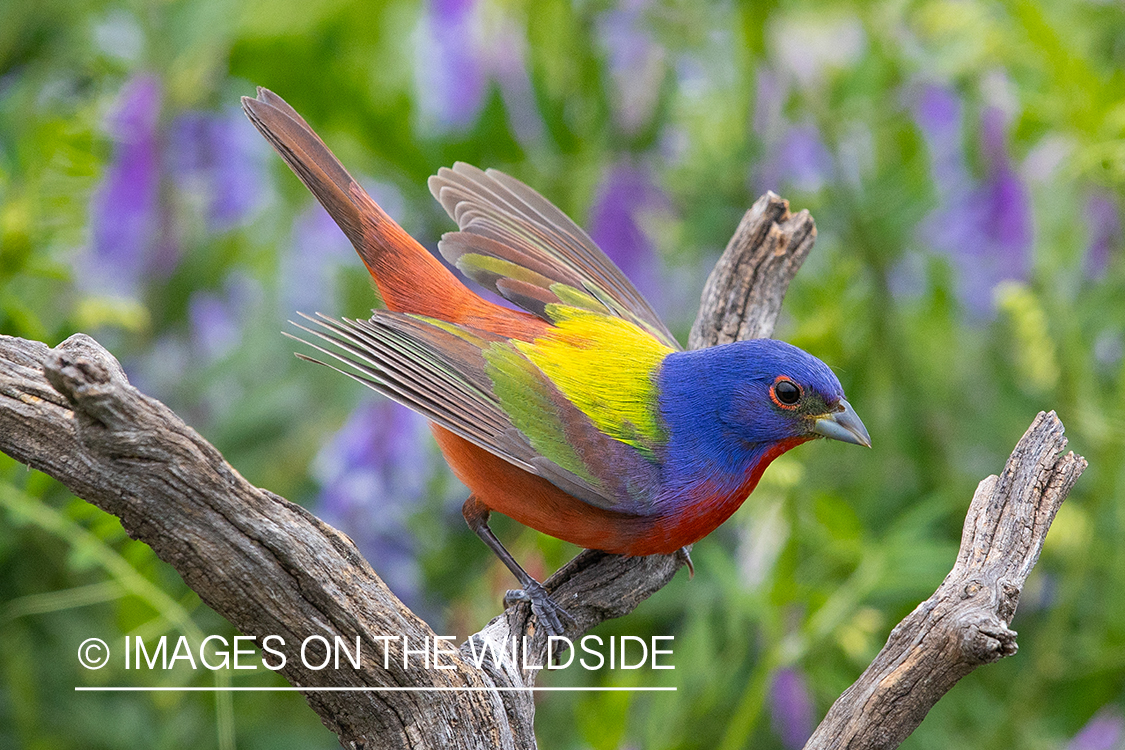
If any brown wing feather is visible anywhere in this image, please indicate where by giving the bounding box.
[428,163,680,350]
[287,312,634,510]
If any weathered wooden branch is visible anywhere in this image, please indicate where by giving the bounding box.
[804,409,1086,749]
[689,191,817,346]
[0,192,1084,749]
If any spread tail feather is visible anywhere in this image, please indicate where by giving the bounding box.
[243,88,537,336]
[241,89,367,261]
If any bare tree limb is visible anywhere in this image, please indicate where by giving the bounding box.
[689,191,817,347]
[0,192,1084,749]
[804,410,1086,749]
[0,333,514,748]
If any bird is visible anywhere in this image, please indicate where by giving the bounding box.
[241,88,870,635]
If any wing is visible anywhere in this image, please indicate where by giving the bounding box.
[290,309,665,514]
[428,163,681,351]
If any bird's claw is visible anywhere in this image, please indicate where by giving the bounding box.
[504,581,573,636]
[675,545,695,579]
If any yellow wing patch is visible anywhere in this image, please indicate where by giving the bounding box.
[515,304,674,457]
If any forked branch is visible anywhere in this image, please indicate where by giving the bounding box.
[803,410,1085,749]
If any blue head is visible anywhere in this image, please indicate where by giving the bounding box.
[658,339,869,485]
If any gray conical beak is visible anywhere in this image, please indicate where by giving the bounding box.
[812,399,871,448]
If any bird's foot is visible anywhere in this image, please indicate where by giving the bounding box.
[675,546,695,579]
[504,581,573,636]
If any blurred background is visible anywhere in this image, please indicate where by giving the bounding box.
[1,0,1124,748]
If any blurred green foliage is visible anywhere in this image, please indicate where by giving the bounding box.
[2,0,1124,748]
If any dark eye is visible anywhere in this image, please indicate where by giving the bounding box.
[772,378,802,407]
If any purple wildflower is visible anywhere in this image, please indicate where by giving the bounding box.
[978,106,1033,264]
[957,106,1032,314]
[415,1,545,145]
[1069,707,1125,750]
[753,67,786,140]
[313,400,431,609]
[913,83,962,155]
[190,294,239,361]
[908,83,1034,315]
[770,667,815,749]
[488,17,546,147]
[588,161,670,303]
[754,122,835,196]
[169,112,205,169]
[773,125,835,194]
[417,0,488,131]
[912,83,965,199]
[282,204,356,315]
[86,74,163,297]
[169,107,267,231]
[210,108,268,229]
[596,0,666,134]
[751,68,834,195]
[1084,191,1121,279]
[909,84,983,305]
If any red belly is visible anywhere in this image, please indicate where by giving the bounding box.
[432,425,810,556]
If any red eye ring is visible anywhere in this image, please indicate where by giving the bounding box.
[770,376,802,409]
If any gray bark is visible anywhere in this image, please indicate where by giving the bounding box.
[803,410,1085,749]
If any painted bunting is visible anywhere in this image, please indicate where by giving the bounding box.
[242,88,870,634]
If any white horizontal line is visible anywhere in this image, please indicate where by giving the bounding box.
[75,686,676,692]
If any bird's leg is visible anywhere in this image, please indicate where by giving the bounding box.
[462,496,572,636]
